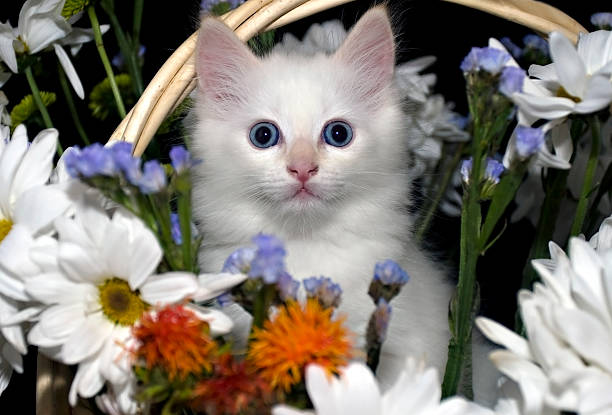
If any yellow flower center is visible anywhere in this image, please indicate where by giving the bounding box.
[0,219,13,245]
[98,278,148,326]
[556,86,581,103]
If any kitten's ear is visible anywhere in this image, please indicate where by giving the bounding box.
[334,7,395,99]
[195,17,258,106]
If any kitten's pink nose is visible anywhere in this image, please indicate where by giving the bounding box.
[287,161,319,183]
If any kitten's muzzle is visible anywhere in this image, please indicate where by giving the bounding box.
[287,162,319,184]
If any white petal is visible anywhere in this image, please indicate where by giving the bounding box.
[272,405,313,415]
[475,317,532,359]
[193,272,247,302]
[13,185,72,234]
[58,242,106,284]
[0,126,28,216]
[573,75,612,114]
[69,357,104,405]
[53,44,84,99]
[577,30,612,75]
[436,397,495,415]
[512,93,574,121]
[549,121,573,163]
[528,64,557,81]
[549,31,587,98]
[38,303,87,341]
[26,273,96,304]
[304,364,341,415]
[140,272,198,305]
[61,312,113,365]
[0,22,18,73]
[186,305,234,337]
[0,359,12,396]
[2,342,23,373]
[20,0,70,53]
[333,362,381,415]
[0,324,26,355]
[384,361,440,414]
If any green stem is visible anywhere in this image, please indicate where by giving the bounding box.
[57,64,90,145]
[252,284,276,329]
[177,183,193,272]
[24,65,63,156]
[441,139,483,398]
[100,0,144,96]
[415,143,465,243]
[570,116,601,237]
[132,0,144,49]
[87,4,127,118]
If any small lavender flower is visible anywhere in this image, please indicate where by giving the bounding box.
[449,113,469,130]
[201,0,244,12]
[591,12,612,30]
[222,247,256,274]
[500,37,522,58]
[460,47,481,72]
[461,47,510,75]
[460,157,473,184]
[303,276,343,308]
[169,146,191,174]
[373,260,409,286]
[112,45,146,69]
[523,35,549,57]
[515,126,545,159]
[373,298,392,343]
[277,272,300,302]
[499,66,525,97]
[484,158,504,184]
[249,234,286,284]
[111,142,142,185]
[64,144,116,178]
[216,292,234,307]
[170,213,182,245]
[138,160,167,194]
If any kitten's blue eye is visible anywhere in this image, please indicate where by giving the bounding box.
[323,121,353,147]
[249,122,280,148]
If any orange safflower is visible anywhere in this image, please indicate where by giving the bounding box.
[247,299,353,392]
[132,304,217,380]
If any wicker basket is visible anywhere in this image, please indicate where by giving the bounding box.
[35,0,586,414]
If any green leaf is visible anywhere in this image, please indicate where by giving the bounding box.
[10,92,56,131]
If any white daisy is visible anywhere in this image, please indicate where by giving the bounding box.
[511,30,612,123]
[273,357,494,415]
[477,214,612,415]
[0,0,109,99]
[25,198,235,406]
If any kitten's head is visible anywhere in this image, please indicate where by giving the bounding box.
[191,8,411,227]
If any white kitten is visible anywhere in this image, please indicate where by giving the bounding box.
[189,7,454,387]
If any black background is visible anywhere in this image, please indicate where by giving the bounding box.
[0,0,608,412]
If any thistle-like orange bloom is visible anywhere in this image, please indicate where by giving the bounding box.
[190,354,273,415]
[248,299,353,392]
[132,304,217,380]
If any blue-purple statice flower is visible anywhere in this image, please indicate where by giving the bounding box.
[138,160,167,194]
[484,158,504,184]
[222,247,256,274]
[460,157,473,184]
[303,276,343,308]
[110,142,142,185]
[500,37,522,59]
[169,146,192,174]
[372,298,392,343]
[277,272,300,302]
[112,45,146,69]
[499,66,525,97]
[373,260,410,286]
[64,143,115,178]
[591,12,612,30]
[201,0,244,12]
[460,47,510,75]
[249,234,287,284]
[515,126,545,159]
[523,34,549,57]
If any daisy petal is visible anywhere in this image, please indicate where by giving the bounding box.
[38,303,87,342]
[140,272,198,305]
[0,23,17,73]
[69,357,104,405]
[53,44,84,99]
[0,360,12,396]
[2,342,23,373]
[186,306,233,336]
[475,317,532,359]
[58,242,106,284]
[13,186,72,234]
[549,31,587,97]
[193,272,248,302]
[0,324,26,355]
[61,312,113,364]
[0,126,28,215]
[272,405,313,415]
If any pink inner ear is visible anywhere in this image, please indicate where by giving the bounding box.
[334,7,396,99]
[195,18,257,106]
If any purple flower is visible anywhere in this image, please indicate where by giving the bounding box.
[500,37,522,58]
[449,114,469,130]
[170,213,182,245]
[523,35,549,57]
[169,146,192,174]
[499,66,525,97]
[373,260,409,286]
[461,47,510,75]
[591,12,612,29]
[64,144,115,178]
[249,234,286,284]
[460,157,473,184]
[303,276,342,308]
[277,272,300,302]
[112,45,146,69]
[138,160,167,194]
[484,158,504,184]
[201,0,244,11]
[515,126,545,159]
[111,142,142,185]
[373,298,392,343]
[222,247,256,274]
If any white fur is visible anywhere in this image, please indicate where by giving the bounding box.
[189,9,453,387]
